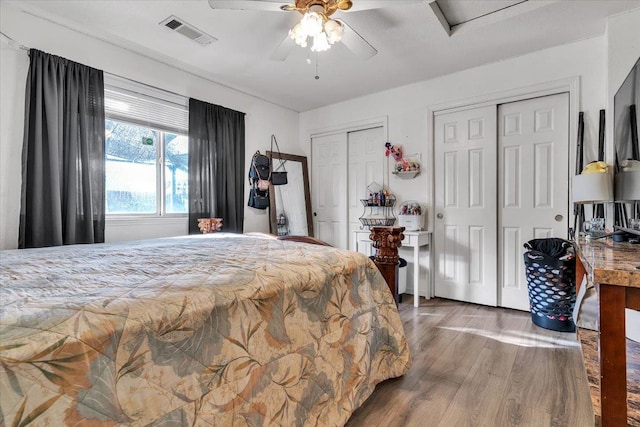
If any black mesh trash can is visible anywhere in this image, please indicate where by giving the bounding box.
[523,238,576,332]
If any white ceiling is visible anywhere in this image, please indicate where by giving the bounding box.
[9,0,640,112]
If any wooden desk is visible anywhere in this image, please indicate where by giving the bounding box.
[576,239,640,426]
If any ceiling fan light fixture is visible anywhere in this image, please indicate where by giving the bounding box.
[300,11,324,37]
[289,2,346,52]
[311,31,330,52]
[289,23,308,47]
[324,19,343,44]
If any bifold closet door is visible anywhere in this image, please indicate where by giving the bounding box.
[311,127,384,250]
[498,92,569,310]
[347,126,384,251]
[434,95,568,309]
[434,105,498,306]
[311,133,348,248]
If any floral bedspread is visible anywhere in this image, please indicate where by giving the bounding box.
[0,234,410,426]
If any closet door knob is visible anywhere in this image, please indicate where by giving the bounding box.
[437,213,443,219]
[555,214,563,222]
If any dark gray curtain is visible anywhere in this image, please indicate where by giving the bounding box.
[19,49,105,248]
[188,98,245,234]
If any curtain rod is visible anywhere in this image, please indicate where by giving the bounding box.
[0,31,30,51]
[0,30,253,116]
[0,32,188,105]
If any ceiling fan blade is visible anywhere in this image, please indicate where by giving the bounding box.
[207,0,289,12]
[344,0,428,12]
[270,34,295,61]
[337,20,377,60]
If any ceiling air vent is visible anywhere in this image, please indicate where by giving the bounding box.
[160,16,217,46]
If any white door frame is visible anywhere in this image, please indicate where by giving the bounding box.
[427,77,580,297]
[306,116,389,141]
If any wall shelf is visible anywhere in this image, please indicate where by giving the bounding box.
[393,171,420,179]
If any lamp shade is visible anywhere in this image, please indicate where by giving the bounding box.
[615,171,640,201]
[572,172,613,204]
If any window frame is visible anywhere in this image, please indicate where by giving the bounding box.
[103,75,189,219]
[104,118,188,219]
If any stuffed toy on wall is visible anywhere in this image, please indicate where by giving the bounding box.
[385,142,403,162]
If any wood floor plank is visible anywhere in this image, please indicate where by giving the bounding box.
[423,305,488,385]
[477,312,593,427]
[347,298,595,427]
[436,307,525,426]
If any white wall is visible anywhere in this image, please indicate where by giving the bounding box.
[606,7,640,343]
[300,36,608,296]
[0,2,300,249]
[0,41,28,250]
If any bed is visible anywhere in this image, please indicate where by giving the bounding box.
[0,233,410,426]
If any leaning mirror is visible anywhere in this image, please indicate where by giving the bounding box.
[266,151,314,237]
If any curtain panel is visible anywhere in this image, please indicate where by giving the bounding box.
[188,99,245,234]
[19,49,105,248]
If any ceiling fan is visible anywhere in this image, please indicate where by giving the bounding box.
[207,0,427,60]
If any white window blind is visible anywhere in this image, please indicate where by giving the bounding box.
[104,75,188,134]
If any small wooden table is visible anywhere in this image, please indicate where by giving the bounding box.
[576,238,640,426]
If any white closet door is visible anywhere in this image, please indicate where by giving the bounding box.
[434,105,498,306]
[347,127,385,251]
[311,133,348,248]
[498,93,569,310]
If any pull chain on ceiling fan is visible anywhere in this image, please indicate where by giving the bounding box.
[208,0,427,60]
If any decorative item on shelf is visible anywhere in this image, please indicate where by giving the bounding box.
[391,158,421,175]
[197,218,223,233]
[359,182,396,228]
[385,142,421,178]
[397,200,424,231]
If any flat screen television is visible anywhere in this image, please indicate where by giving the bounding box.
[614,58,639,163]
[613,57,640,226]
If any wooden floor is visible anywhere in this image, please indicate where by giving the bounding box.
[346,298,595,427]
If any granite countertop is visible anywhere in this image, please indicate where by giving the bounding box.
[576,238,640,287]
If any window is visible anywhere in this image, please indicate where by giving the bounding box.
[105,120,188,214]
[104,78,189,216]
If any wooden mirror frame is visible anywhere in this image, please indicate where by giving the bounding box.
[266,151,314,238]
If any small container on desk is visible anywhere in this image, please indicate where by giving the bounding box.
[397,200,424,231]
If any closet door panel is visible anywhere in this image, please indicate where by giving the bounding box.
[434,105,498,306]
[312,133,348,248]
[499,93,569,310]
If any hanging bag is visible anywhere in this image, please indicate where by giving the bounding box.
[248,188,269,209]
[269,135,288,186]
[248,150,271,209]
[249,151,270,181]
